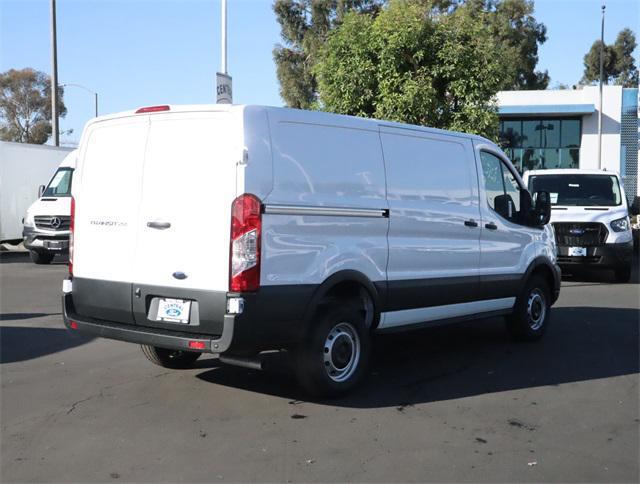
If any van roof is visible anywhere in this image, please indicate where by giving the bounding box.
[85,104,499,148]
[526,168,620,177]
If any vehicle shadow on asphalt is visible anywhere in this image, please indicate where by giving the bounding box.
[0,326,94,364]
[196,306,639,407]
[0,252,68,265]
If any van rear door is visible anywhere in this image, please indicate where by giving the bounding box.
[131,111,240,333]
[72,117,149,323]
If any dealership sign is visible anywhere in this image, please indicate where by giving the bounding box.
[216,72,233,104]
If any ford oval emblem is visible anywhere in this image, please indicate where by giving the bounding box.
[172,272,187,280]
[569,228,585,236]
[166,307,182,318]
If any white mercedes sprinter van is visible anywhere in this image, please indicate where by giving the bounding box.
[524,169,634,282]
[63,105,559,396]
[23,150,76,264]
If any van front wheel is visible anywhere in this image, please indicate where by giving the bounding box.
[294,306,371,397]
[506,275,551,341]
[140,345,201,369]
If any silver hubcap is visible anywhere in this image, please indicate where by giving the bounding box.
[323,322,360,382]
[527,289,547,331]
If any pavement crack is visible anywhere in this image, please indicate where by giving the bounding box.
[66,395,96,414]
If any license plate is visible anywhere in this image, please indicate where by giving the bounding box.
[568,247,587,257]
[44,240,64,249]
[156,298,191,323]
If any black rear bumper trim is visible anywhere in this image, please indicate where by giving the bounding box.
[62,293,234,353]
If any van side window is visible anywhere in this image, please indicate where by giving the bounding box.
[480,151,523,224]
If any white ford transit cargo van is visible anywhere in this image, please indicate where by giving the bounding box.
[23,150,76,264]
[524,169,634,282]
[63,104,559,396]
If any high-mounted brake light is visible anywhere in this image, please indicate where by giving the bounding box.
[69,196,75,276]
[135,105,170,114]
[229,194,262,292]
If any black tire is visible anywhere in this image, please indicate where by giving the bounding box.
[294,305,371,397]
[614,265,632,283]
[29,250,54,265]
[140,345,201,369]
[506,275,551,341]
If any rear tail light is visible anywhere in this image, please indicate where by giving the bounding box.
[229,194,262,292]
[69,196,75,276]
[69,321,78,330]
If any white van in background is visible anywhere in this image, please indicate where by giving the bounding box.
[524,169,635,283]
[0,141,72,244]
[23,150,76,264]
[63,104,559,396]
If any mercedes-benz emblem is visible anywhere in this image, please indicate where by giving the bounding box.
[51,217,62,229]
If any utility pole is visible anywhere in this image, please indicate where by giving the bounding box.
[221,0,227,75]
[50,0,59,146]
[216,0,232,103]
[597,2,605,169]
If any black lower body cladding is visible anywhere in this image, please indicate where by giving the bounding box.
[65,278,316,353]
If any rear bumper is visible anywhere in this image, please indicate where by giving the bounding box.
[62,292,235,353]
[23,226,69,252]
[557,242,633,269]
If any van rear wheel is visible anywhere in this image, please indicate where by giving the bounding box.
[30,250,54,265]
[506,275,551,341]
[140,345,201,369]
[294,305,371,397]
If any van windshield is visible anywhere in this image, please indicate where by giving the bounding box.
[43,168,73,197]
[528,174,622,207]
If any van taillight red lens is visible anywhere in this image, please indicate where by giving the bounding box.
[135,105,170,114]
[229,194,262,292]
[188,341,206,350]
[69,196,75,276]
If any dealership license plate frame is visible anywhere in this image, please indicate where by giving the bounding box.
[155,298,191,324]
[568,247,587,257]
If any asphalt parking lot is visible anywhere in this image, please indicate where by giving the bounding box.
[1,252,638,483]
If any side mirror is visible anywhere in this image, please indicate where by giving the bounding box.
[533,190,551,226]
[38,185,46,198]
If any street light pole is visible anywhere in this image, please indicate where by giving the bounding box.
[598,2,605,170]
[221,0,227,74]
[50,0,59,146]
[62,83,99,118]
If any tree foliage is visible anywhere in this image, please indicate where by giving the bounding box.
[315,0,504,139]
[582,28,639,87]
[272,0,385,109]
[0,68,67,144]
[273,0,549,108]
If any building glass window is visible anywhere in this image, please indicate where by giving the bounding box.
[499,118,581,173]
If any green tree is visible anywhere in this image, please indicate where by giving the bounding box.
[272,0,385,109]
[613,28,639,87]
[489,0,549,89]
[0,68,67,144]
[315,0,503,139]
[582,28,638,87]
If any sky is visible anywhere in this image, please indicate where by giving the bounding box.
[1,0,638,146]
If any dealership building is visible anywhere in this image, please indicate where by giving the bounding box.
[496,85,639,198]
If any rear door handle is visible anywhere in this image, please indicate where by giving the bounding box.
[147,221,171,230]
[464,219,478,228]
[485,222,498,230]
